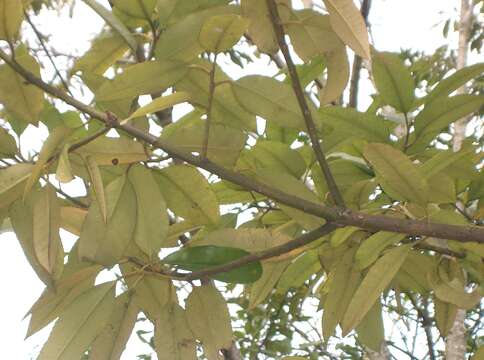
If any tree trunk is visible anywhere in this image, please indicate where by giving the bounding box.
[452,0,472,152]
[445,309,467,360]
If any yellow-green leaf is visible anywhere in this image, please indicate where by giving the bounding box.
[199,14,249,52]
[0,0,23,40]
[128,165,169,258]
[73,137,148,165]
[0,128,17,157]
[24,126,72,198]
[434,297,458,338]
[364,143,428,204]
[186,284,233,359]
[0,46,44,124]
[37,282,116,360]
[55,144,74,183]
[355,300,384,352]
[322,0,370,59]
[356,231,406,270]
[84,156,107,224]
[124,91,190,121]
[319,46,350,105]
[0,163,32,209]
[155,303,197,360]
[241,0,278,54]
[341,245,411,335]
[372,51,415,113]
[249,260,290,308]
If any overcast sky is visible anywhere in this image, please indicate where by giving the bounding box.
[0,0,479,359]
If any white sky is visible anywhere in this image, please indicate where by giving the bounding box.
[0,0,479,359]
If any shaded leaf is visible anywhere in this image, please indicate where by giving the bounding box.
[250,260,290,308]
[85,156,107,223]
[55,144,74,183]
[0,128,17,157]
[355,300,384,352]
[0,163,32,209]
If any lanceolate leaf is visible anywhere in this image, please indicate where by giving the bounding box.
[199,14,249,52]
[163,245,262,283]
[372,51,415,113]
[434,297,458,338]
[89,292,139,360]
[124,91,190,121]
[85,156,107,223]
[37,282,117,360]
[0,46,44,125]
[186,284,233,359]
[155,303,197,360]
[355,231,406,270]
[355,300,385,352]
[341,245,411,335]
[0,0,23,40]
[319,46,350,105]
[322,0,370,59]
[0,163,33,209]
[249,260,290,308]
[128,165,169,258]
[364,143,429,204]
[55,144,74,183]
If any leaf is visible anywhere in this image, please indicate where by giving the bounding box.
[95,60,188,102]
[232,75,307,129]
[128,165,169,258]
[0,45,44,124]
[155,164,220,224]
[319,46,350,105]
[26,265,100,337]
[37,282,116,360]
[0,128,17,157]
[426,63,484,103]
[82,0,138,51]
[154,303,197,360]
[73,137,148,165]
[372,51,415,113]
[32,185,63,275]
[24,126,72,197]
[112,0,157,20]
[160,110,247,167]
[322,246,360,339]
[241,0,278,53]
[318,106,392,142]
[185,284,233,359]
[84,156,107,224]
[79,175,137,266]
[322,0,370,59]
[412,95,484,149]
[0,0,23,40]
[341,245,411,335]
[364,143,429,204]
[277,250,321,292]
[434,297,458,337]
[199,14,249,52]
[0,163,32,209]
[124,91,190,121]
[249,260,290,309]
[72,31,130,75]
[55,144,74,183]
[355,231,406,269]
[163,245,262,283]
[89,292,139,360]
[60,206,87,236]
[355,300,384,352]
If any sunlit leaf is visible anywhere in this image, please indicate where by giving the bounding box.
[0,0,23,40]
[199,14,249,52]
[124,91,190,121]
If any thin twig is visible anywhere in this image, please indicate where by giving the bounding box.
[265,0,345,208]
[202,53,218,158]
[406,293,436,360]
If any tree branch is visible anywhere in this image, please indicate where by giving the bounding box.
[1,48,484,243]
[265,0,345,208]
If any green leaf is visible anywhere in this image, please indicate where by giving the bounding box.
[112,0,157,20]
[32,185,63,275]
[372,51,415,113]
[356,300,384,352]
[185,284,233,359]
[341,245,411,335]
[0,46,44,125]
[412,95,484,149]
[355,231,406,270]
[95,60,188,102]
[434,297,458,337]
[199,14,249,52]
[24,126,72,198]
[155,303,197,360]
[82,0,138,51]
[128,165,169,258]
[84,156,107,223]
[0,163,32,209]
[0,0,23,40]
[426,62,484,103]
[37,282,116,360]
[79,175,137,266]
[124,91,190,121]
[364,143,429,204]
[319,45,350,105]
[241,0,278,54]
[73,137,148,165]
[155,164,220,224]
[249,260,290,308]
[163,245,262,283]
[0,128,17,157]
[55,144,74,183]
[318,107,392,142]
[322,0,370,59]
[232,75,307,129]
[277,250,321,292]
[72,31,130,75]
[89,292,139,360]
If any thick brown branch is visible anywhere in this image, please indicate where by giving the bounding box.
[265,0,345,208]
[1,48,484,243]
